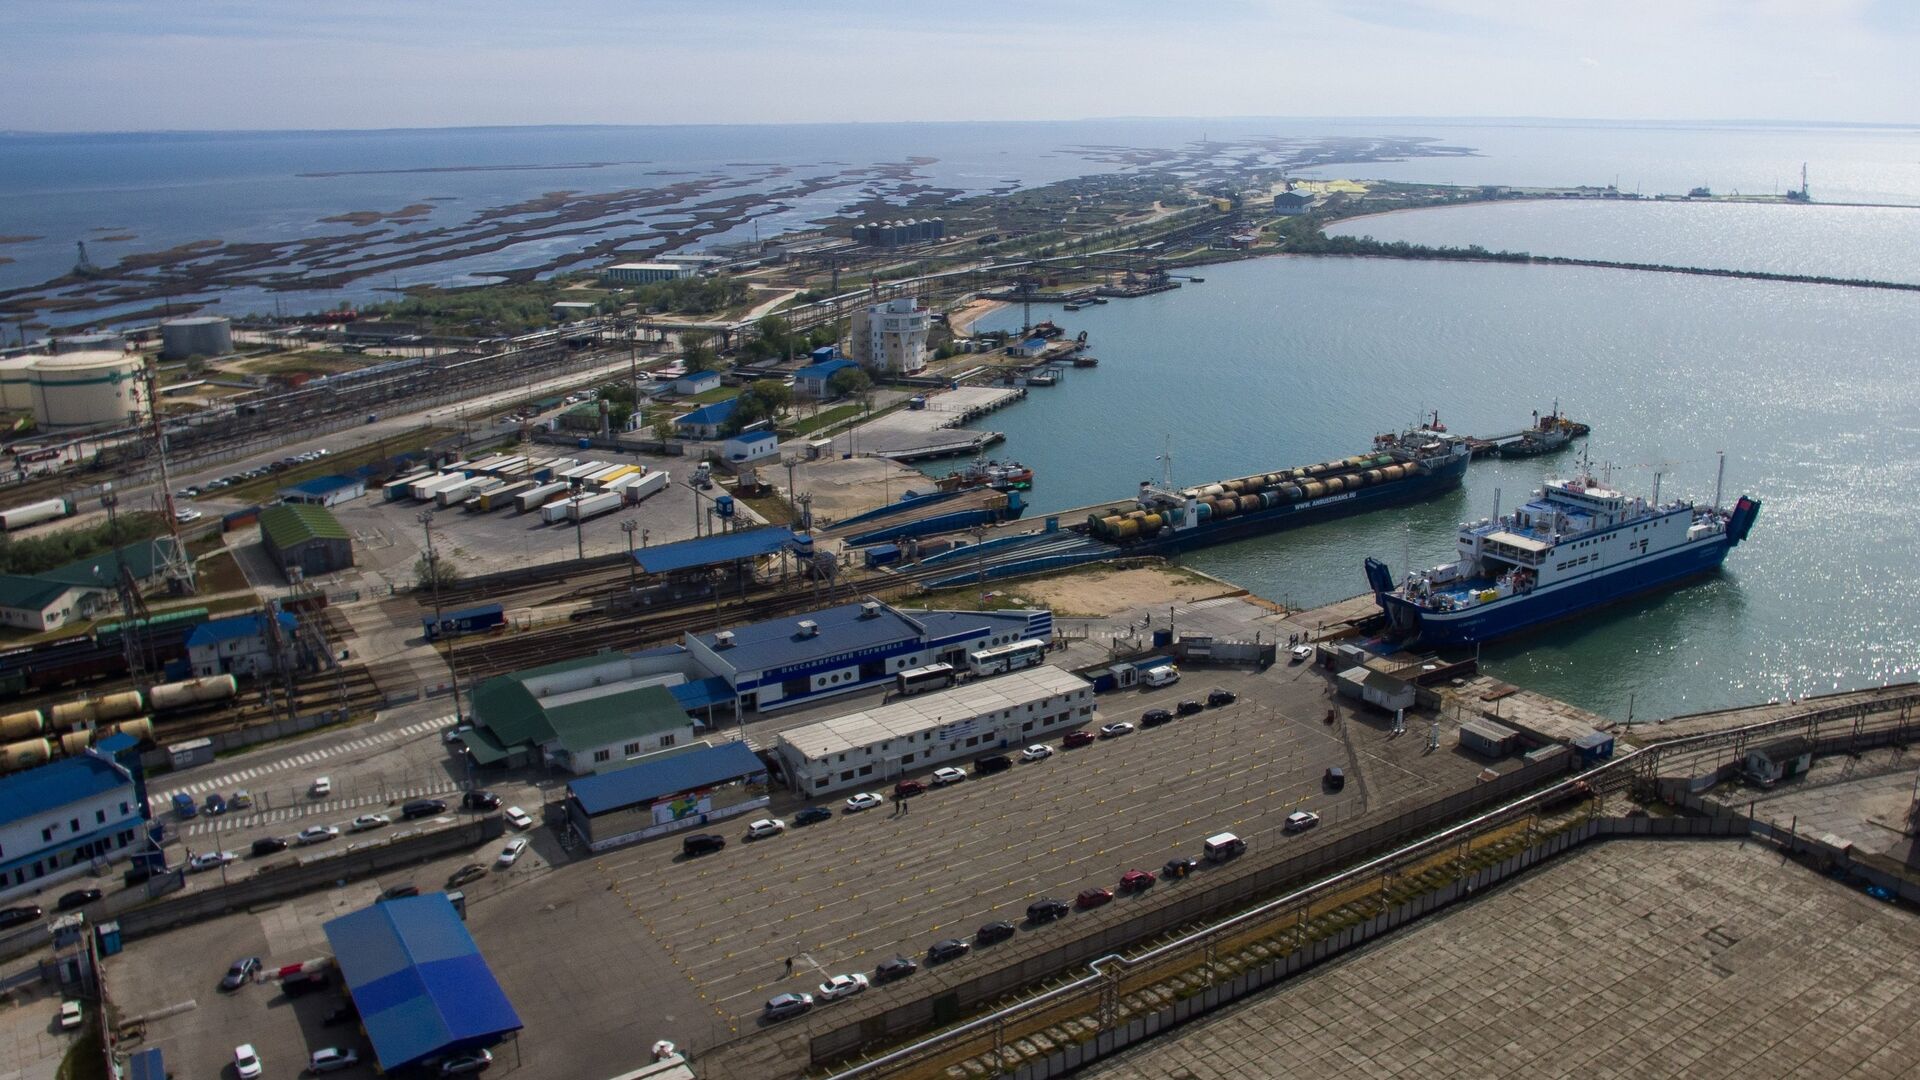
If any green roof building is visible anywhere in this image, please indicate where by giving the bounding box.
[259,503,353,581]
[463,651,698,775]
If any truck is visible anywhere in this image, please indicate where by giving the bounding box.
[593,464,640,487]
[515,482,569,513]
[434,476,486,507]
[560,461,607,483]
[382,471,432,502]
[410,473,467,502]
[478,480,533,512]
[0,498,72,532]
[540,497,578,524]
[623,469,669,503]
[460,478,510,511]
[569,491,622,522]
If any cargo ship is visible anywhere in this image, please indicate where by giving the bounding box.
[1084,428,1471,555]
[1365,456,1760,645]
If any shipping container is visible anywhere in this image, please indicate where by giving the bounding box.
[434,476,489,507]
[478,480,533,512]
[560,461,608,482]
[515,482,570,513]
[593,464,640,487]
[540,497,577,524]
[408,473,458,501]
[569,491,623,522]
[0,497,72,531]
[624,469,669,503]
[383,471,432,502]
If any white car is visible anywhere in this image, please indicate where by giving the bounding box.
[745,818,786,840]
[1284,810,1321,833]
[173,507,203,523]
[930,766,967,787]
[59,1000,83,1030]
[1100,722,1136,738]
[188,850,237,872]
[496,838,529,867]
[310,776,332,798]
[1020,744,1053,762]
[1289,643,1315,663]
[844,792,884,812]
[296,824,340,845]
[503,806,533,830]
[234,1044,263,1080]
[350,813,391,832]
[817,972,869,1001]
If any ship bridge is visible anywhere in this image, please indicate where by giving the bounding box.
[1481,530,1551,566]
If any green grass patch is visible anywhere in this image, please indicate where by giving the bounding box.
[55,1025,105,1080]
[785,403,864,436]
[682,385,741,404]
[192,549,251,593]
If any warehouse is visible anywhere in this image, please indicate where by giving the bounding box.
[563,740,769,851]
[277,474,366,507]
[0,735,146,903]
[602,262,690,285]
[259,503,354,579]
[323,894,523,1073]
[684,599,1053,713]
[772,665,1093,795]
[463,654,698,775]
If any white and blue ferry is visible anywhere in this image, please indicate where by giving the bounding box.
[1365,459,1760,645]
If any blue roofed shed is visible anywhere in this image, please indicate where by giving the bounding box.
[631,527,805,576]
[324,894,522,1072]
[565,741,769,851]
[794,357,860,397]
[674,396,738,438]
[278,474,367,506]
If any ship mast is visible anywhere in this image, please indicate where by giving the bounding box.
[1712,451,1725,511]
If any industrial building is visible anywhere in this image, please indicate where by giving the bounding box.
[550,301,598,322]
[0,575,104,632]
[602,262,690,285]
[0,735,146,903]
[259,503,353,579]
[851,218,945,248]
[323,894,523,1073]
[721,430,778,467]
[672,370,721,396]
[793,357,861,398]
[563,740,769,851]
[27,350,148,427]
[847,298,930,374]
[159,316,233,360]
[674,397,738,439]
[1273,190,1313,215]
[185,611,298,678]
[772,665,1094,795]
[276,474,366,507]
[463,657,698,775]
[683,600,1053,713]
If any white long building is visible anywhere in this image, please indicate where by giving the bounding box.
[772,665,1094,795]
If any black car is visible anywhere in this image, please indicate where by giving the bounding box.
[1323,766,1346,791]
[220,956,261,991]
[1026,898,1071,924]
[927,938,971,964]
[1162,856,1201,880]
[973,754,1012,775]
[461,790,501,811]
[792,806,834,827]
[0,905,43,930]
[874,955,919,982]
[976,920,1017,945]
[1206,688,1237,707]
[380,884,420,901]
[57,888,103,911]
[251,836,289,856]
[1141,708,1174,728]
[682,834,726,857]
[401,799,448,820]
[1175,699,1205,717]
[322,1004,357,1027]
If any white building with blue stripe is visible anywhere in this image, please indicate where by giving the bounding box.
[0,736,146,902]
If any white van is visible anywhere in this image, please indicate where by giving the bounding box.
[1143,665,1180,688]
[1203,832,1246,863]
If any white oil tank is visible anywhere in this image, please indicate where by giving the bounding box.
[28,350,148,427]
[0,355,38,410]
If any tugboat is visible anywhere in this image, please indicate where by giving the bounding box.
[1497,405,1587,458]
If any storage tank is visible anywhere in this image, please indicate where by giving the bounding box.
[0,355,36,410]
[1,738,52,772]
[0,710,43,740]
[28,350,148,427]
[149,675,238,712]
[95,691,144,722]
[159,316,234,360]
[102,717,153,743]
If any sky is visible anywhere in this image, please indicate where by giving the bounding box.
[1,0,1914,131]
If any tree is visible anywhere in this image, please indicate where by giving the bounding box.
[680,332,719,373]
[827,366,872,400]
[651,416,676,444]
[748,378,792,416]
[414,554,462,591]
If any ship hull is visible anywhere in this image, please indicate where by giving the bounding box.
[1119,452,1469,557]
[1379,535,1734,646]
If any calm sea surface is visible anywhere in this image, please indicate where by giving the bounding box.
[961,255,1920,721]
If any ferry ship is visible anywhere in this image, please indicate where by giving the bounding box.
[1365,458,1760,645]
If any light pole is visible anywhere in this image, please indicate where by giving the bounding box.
[419,510,463,724]
[621,519,638,591]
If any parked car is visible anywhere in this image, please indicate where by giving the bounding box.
[220,957,261,991]
[1206,688,1237,707]
[59,1000,83,1030]
[975,920,1017,946]
[310,777,331,798]
[250,836,288,857]
[931,766,967,787]
[1026,898,1071,924]
[1076,887,1114,910]
[234,1044,263,1080]
[1118,868,1157,893]
[817,973,869,1001]
[1323,767,1346,791]
[1143,664,1180,687]
[1063,730,1097,748]
[322,1005,356,1027]
[496,839,529,867]
[1175,699,1205,717]
[1289,643,1315,663]
[892,779,926,798]
[682,834,725,857]
[204,793,227,816]
[188,850,237,872]
[973,754,1012,775]
[745,818,786,840]
[56,889,102,911]
[1141,708,1174,728]
[402,799,448,819]
[793,806,834,827]
[447,864,488,888]
[296,825,339,845]
[1284,810,1321,833]
[171,792,197,819]
[228,790,253,810]
[442,725,475,745]
[874,955,919,982]
[350,813,391,832]
[1099,722,1135,738]
[1020,744,1054,762]
[438,1048,493,1075]
[926,938,972,964]
[844,792,884,812]
[462,790,501,811]
[380,884,420,901]
[1162,856,1201,880]
[503,806,534,830]
[309,1047,360,1073]
[764,993,814,1022]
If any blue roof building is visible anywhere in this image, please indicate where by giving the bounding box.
[0,745,144,903]
[630,527,807,576]
[674,397,739,439]
[794,357,861,398]
[564,740,769,851]
[186,611,298,679]
[278,474,367,506]
[324,894,523,1072]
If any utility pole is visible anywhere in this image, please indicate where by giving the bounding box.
[621,519,638,591]
[419,510,463,723]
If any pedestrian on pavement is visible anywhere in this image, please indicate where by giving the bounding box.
[785,956,793,976]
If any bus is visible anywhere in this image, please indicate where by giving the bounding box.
[965,639,1047,677]
[895,663,957,697]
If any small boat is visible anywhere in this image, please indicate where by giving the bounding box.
[936,458,1034,492]
[1063,303,1082,311]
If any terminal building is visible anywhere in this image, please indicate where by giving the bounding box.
[563,740,769,852]
[772,665,1094,795]
[0,735,147,902]
[462,654,699,775]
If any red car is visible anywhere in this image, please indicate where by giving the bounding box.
[893,779,926,797]
[1118,869,1157,893]
[1075,887,1114,910]
[1062,730,1096,749]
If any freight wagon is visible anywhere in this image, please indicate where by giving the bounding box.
[0,498,72,531]
[422,603,506,642]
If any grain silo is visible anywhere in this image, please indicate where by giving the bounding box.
[160,316,233,360]
[28,351,148,427]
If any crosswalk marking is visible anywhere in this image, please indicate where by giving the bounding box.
[181,782,466,837]
[160,716,454,802]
